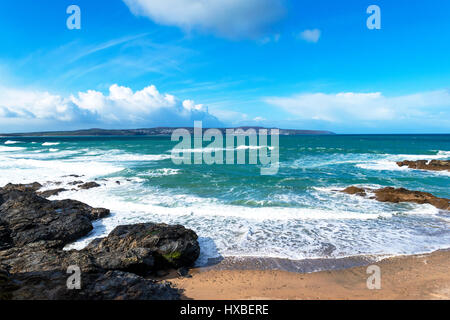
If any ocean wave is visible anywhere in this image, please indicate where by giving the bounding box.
[74,152,172,162]
[42,142,60,146]
[0,146,26,152]
[140,168,181,177]
[4,140,24,145]
[171,145,275,153]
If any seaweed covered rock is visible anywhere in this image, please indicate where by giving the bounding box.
[397,160,450,172]
[86,223,200,271]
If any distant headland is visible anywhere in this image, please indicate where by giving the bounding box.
[0,127,335,137]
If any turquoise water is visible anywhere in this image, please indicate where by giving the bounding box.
[0,135,449,265]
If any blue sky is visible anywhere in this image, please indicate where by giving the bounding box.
[0,0,449,133]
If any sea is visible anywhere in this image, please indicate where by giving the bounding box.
[0,134,449,267]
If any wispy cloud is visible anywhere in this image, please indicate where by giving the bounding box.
[123,0,285,39]
[297,29,321,43]
[265,90,450,123]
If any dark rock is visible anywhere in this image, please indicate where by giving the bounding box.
[38,188,67,198]
[374,187,449,210]
[177,267,191,278]
[341,186,450,210]
[0,190,93,247]
[79,182,100,190]
[0,183,199,300]
[397,160,450,172]
[341,186,367,196]
[68,181,84,186]
[115,181,121,185]
[90,208,111,220]
[48,199,110,221]
[0,222,13,251]
[4,270,180,300]
[1,183,42,193]
[86,223,200,272]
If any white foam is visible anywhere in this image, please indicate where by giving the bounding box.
[0,146,26,152]
[140,168,181,177]
[4,140,24,145]
[42,142,60,146]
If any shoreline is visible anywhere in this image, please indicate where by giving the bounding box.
[170,249,450,300]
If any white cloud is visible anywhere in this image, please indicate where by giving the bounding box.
[123,0,285,39]
[0,84,221,130]
[298,29,321,43]
[265,90,450,123]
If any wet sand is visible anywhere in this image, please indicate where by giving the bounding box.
[170,250,450,300]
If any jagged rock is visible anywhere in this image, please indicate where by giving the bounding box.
[342,186,450,210]
[0,222,13,251]
[1,183,42,193]
[38,188,67,198]
[341,186,366,196]
[3,270,180,300]
[79,182,100,190]
[0,190,93,247]
[397,160,450,172]
[0,183,199,300]
[48,199,110,221]
[86,223,200,271]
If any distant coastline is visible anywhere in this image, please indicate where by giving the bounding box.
[0,127,335,137]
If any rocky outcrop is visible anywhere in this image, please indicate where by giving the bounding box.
[79,182,100,190]
[85,223,200,272]
[0,186,110,248]
[397,160,450,172]
[0,183,200,300]
[1,268,180,300]
[38,188,67,198]
[342,186,450,210]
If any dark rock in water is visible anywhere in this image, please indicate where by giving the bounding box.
[374,187,449,210]
[2,183,42,193]
[63,175,83,178]
[3,269,180,300]
[90,208,110,220]
[0,183,199,300]
[341,186,366,196]
[397,160,450,172]
[68,181,84,186]
[38,188,67,198]
[79,182,101,190]
[342,186,450,211]
[86,223,200,272]
[0,190,93,247]
[48,199,110,221]
[115,181,121,185]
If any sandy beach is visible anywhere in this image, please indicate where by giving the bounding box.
[171,250,450,300]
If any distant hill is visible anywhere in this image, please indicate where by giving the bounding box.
[1,127,335,137]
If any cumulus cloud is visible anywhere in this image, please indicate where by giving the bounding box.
[265,90,450,123]
[298,29,321,43]
[0,84,221,131]
[123,0,285,39]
